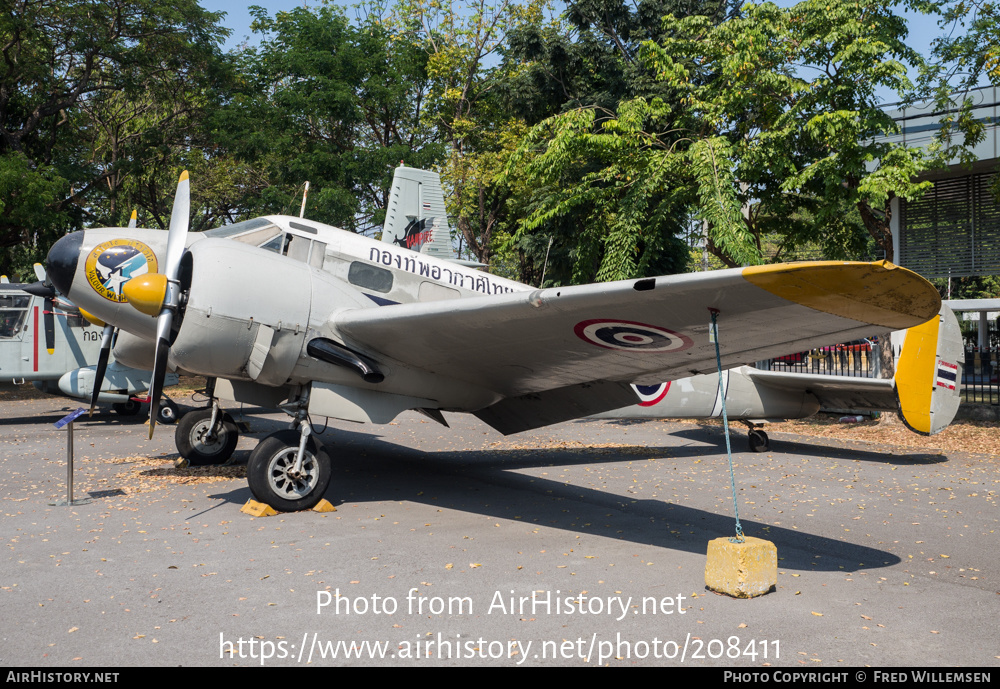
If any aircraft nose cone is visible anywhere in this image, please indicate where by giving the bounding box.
[46,231,84,296]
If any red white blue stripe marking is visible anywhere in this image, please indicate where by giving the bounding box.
[936,361,958,390]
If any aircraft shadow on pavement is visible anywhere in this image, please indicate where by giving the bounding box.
[199,426,901,574]
[665,425,947,466]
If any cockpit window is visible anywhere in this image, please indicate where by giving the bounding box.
[230,226,284,248]
[259,234,285,254]
[205,218,280,241]
[0,294,29,339]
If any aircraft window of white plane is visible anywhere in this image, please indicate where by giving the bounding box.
[348,261,393,293]
[204,217,278,240]
[418,281,460,302]
[225,226,282,248]
[308,241,326,269]
[0,295,29,338]
[259,234,285,254]
[286,235,311,263]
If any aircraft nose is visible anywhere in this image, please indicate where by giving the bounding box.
[46,231,84,296]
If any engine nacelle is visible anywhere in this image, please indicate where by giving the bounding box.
[113,330,157,370]
[168,239,370,386]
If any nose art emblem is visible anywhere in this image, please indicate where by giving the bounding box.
[84,240,159,302]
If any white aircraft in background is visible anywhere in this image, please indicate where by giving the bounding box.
[44,166,945,511]
[0,267,180,421]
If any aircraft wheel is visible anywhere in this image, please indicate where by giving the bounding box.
[157,398,180,425]
[748,429,769,453]
[247,430,331,512]
[113,399,142,417]
[175,408,239,466]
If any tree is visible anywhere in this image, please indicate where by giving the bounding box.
[210,4,443,234]
[436,0,730,281]
[0,0,228,277]
[508,0,949,286]
[370,0,552,265]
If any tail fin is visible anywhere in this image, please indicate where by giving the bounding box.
[382,166,455,260]
[894,304,963,435]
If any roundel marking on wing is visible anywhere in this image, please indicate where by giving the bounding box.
[633,382,671,407]
[574,319,693,353]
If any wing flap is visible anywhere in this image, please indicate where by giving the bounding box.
[747,369,897,411]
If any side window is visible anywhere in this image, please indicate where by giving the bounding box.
[0,295,29,339]
[309,241,326,269]
[348,262,393,294]
[418,281,460,302]
[286,235,311,263]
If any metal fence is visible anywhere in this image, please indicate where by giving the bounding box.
[760,340,877,378]
[759,341,1000,406]
[963,347,1000,405]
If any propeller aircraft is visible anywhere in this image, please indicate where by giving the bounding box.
[44,166,945,512]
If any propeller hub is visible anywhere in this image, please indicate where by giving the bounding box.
[123,273,169,317]
[45,231,84,297]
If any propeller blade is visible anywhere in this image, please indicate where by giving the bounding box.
[147,335,170,440]
[33,263,45,282]
[22,281,55,298]
[147,171,188,438]
[164,171,190,281]
[127,209,137,229]
[43,297,55,354]
[89,324,115,416]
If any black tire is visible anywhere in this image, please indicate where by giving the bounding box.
[247,430,331,512]
[175,408,239,466]
[113,399,142,417]
[748,429,769,453]
[157,398,180,425]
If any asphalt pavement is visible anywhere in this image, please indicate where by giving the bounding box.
[1,395,997,668]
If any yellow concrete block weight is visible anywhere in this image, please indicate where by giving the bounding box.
[705,537,777,598]
[241,500,278,517]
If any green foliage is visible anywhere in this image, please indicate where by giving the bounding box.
[0,0,228,278]
[509,0,944,276]
[213,5,443,231]
[932,274,1000,300]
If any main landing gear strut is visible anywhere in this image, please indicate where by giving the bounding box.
[172,380,332,511]
[741,420,770,453]
[246,384,331,512]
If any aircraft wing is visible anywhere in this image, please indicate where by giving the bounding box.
[334,261,940,432]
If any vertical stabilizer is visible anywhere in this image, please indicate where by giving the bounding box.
[382,166,455,260]
[894,304,963,435]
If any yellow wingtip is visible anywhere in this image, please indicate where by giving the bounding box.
[742,261,941,331]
